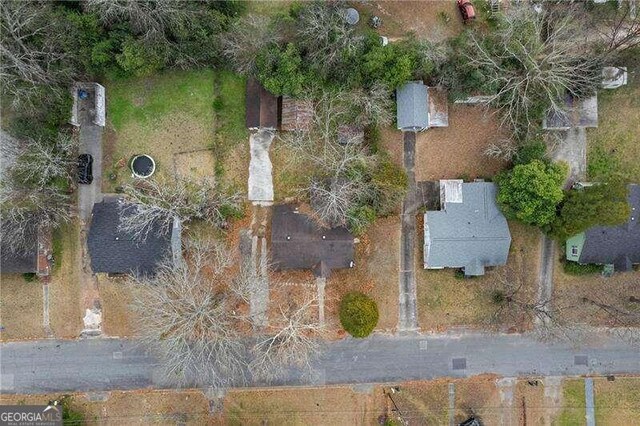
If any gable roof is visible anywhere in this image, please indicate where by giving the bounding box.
[0,220,37,274]
[87,197,172,276]
[424,181,511,276]
[578,184,640,271]
[246,78,278,130]
[397,81,429,131]
[271,204,354,278]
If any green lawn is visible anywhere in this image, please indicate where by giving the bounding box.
[553,379,585,426]
[104,69,247,191]
[587,61,640,182]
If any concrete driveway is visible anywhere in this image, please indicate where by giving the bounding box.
[77,96,104,226]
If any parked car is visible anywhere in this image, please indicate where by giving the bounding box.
[457,0,476,23]
[78,154,93,184]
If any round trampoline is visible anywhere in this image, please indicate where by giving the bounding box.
[130,154,156,178]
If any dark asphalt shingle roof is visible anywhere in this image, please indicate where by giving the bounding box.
[424,182,511,276]
[246,78,278,130]
[0,220,37,274]
[578,184,640,271]
[87,198,171,275]
[271,204,354,277]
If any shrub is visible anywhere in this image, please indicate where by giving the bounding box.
[23,273,38,282]
[347,205,377,236]
[495,160,567,227]
[588,146,619,180]
[339,292,379,338]
[564,261,603,276]
[514,140,546,165]
[255,43,311,96]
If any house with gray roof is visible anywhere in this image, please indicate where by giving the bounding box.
[396,81,448,132]
[424,180,512,276]
[1,221,38,274]
[566,184,639,272]
[87,196,179,276]
[271,204,355,278]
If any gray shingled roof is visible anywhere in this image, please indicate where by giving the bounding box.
[424,182,511,276]
[578,184,640,271]
[0,220,37,274]
[271,204,354,278]
[87,197,171,276]
[397,81,429,131]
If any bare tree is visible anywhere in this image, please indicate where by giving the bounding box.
[129,241,246,388]
[250,294,324,382]
[0,1,72,110]
[221,14,282,74]
[119,178,243,241]
[589,2,640,54]
[464,7,602,132]
[484,139,517,162]
[297,2,364,75]
[339,82,394,128]
[0,131,75,253]
[85,0,191,42]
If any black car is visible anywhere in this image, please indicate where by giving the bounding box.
[78,154,93,184]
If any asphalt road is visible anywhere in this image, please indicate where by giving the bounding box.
[2,333,639,394]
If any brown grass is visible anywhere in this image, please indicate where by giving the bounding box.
[224,386,383,426]
[325,216,401,335]
[49,220,83,337]
[97,274,138,337]
[104,112,214,192]
[416,220,542,332]
[594,377,640,425]
[0,390,213,426]
[174,149,217,184]
[354,1,464,42]
[553,257,640,327]
[0,274,45,341]
[415,105,509,182]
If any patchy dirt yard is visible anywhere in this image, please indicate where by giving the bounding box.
[553,258,640,328]
[174,149,217,184]
[354,1,465,42]
[325,216,401,334]
[49,220,83,338]
[103,70,216,192]
[594,377,640,425]
[0,274,44,341]
[224,386,383,425]
[415,105,509,181]
[0,390,212,425]
[416,221,542,332]
[97,274,137,337]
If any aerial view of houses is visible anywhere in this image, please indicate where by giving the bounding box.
[0,1,639,424]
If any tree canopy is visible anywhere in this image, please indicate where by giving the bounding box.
[495,160,567,227]
[549,180,631,240]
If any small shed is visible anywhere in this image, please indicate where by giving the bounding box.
[397,81,449,131]
[70,82,106,127]
[246,78,278,131]
[281,96,314,131]
[543,93,598,130]
[337,125,365,145]
[397,81,429,132]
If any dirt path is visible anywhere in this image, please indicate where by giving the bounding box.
[398,132,418,331]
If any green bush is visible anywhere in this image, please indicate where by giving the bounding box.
[515,140,546,165]
[347,205,377,236]
[23,273,38,282]
[255,43,312,96]
[563,261,604,276]
[339,292,379,338]
[495,160,567,227]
